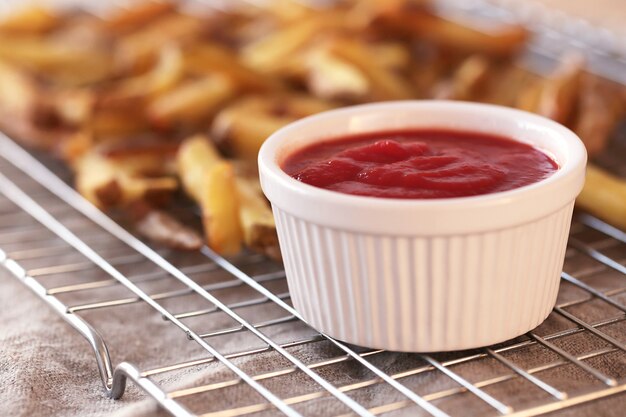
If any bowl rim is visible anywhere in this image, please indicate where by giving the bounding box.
[258,100,586,210]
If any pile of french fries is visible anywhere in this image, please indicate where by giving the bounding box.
[0,0,624,256]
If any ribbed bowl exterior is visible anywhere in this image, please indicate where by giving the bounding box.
[260,102,587,351]
[274,202,575,352]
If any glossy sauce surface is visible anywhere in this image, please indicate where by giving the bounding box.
[282,129,558,199]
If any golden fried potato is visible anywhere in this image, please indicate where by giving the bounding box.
[129,201,203,251]
[99,138,179,176]
[136,209,203,250]
[433,55,490,100]
[0,59,80,150]
[0,59,38,117]
[410,55,447,99]
[577,164,626,230]
[387,11,528,56]
[0,36,112,86]
[0,5,59,34]
[74,148,177,209]
[92,105,149,138]
[104,1,177,33]
[212,95,336,162]
[60,129,92,163]
[148,75,236,128]
[213,110,287,163]
[325,37,414,100]
[116,13,204,71]
[515,82,543,113]
[100,44,184,107]
[306,48,370,101]
[483,65,537,107]
[574,77,622,157]
[241,13,345,72]
[348,0,419,25]
[253,0,315,23]
[53,89,94,126]
[536,53,585,124]
[177,135,222,202]
[183,43,279,91]
[236,177,280,260]
[204,162,243,255]
[369,42,412,71]
[177,135,243,254]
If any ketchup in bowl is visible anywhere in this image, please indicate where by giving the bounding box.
[282,129,558,199]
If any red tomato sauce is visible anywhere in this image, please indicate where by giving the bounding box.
[282,129,558,199]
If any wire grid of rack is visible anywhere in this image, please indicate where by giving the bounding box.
[3,132,626,417]
[0,1,626,417]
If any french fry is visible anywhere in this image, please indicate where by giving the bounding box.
[100,44,184,107]
[515,82,543,113]
[92,106,149,138]
[253,0,315,23]
[10,85,93,154]
[74,149,177,208]
[99,139,179,176]
[574,77,622,157]
[0,5,59,34]
[183,43,278,91]
[148,75,236,128]
[385,10,528,56]
[306,48,370,101]
[484,65,537,107]
[433,55,490,100]
[212,95,336,162]
[241,14,345,72]
[348,0,417,26]
[177,135,221,201]
[576,164,626,230]
[0,36,112,85]
[536,53,585,124]
[213,108,288,163]
[116,13,204,71]
[0,59,38,117]
[270,93,337,116]
[411,54,446,99]
[48,15,109,48]
[236,177,280,260]
[129,201,203,251]
[103,1,177,33]
[204,162,243,254]
[177,135,243,254]
[325,37,414,100]
[51,88,94,126]
[368,42,411,71]
[0,59,81,151]
[60,129,93,163]
[135,209,203,250]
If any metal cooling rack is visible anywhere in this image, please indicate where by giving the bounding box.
[1,134,625,417]
[1,1,626,416]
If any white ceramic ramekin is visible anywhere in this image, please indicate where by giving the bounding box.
[258,101,586,352]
